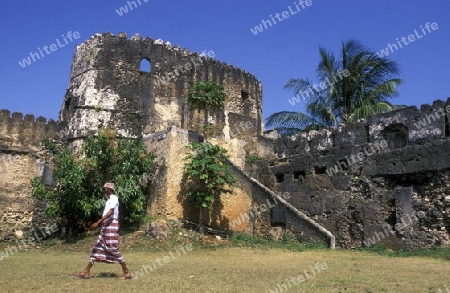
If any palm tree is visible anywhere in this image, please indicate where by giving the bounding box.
[266,40,402,134]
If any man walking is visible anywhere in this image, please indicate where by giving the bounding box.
[74,182,131,279]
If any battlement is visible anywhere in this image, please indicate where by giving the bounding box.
[0,109,66,149]
[2,30,449,250]
[71,32,256,79]
[61,32,263,156]
[259,97,450,250]
[272,98,450,159]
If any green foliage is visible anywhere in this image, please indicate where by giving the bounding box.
[229,232,268,246]
[31,129,157,229]
[201,124,214,138]
[266,40,403,133]
[229,232,328,251]
[357,246,450,260]
[187,81,227,111]
[185,81,234,226]
[245,153,264,164]
[183,142,237,209]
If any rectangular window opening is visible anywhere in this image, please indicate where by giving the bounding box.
[293,171,306,180]
[271,207,285,227]
[314,166,327,175]
[275,174,284,183]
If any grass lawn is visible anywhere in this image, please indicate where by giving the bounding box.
[0,243,449,293]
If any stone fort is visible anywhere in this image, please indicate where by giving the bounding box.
[1,32,449,250]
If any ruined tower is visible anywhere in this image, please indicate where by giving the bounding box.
[60,32,263,167]
[58,32,265,225]
[2,31,448,250]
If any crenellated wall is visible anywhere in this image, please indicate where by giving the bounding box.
[1,31,449,250]
[253,99,450,250]
[0,110,63,149]
[270,99,450,162]
[1,31,264,241]
[0,110,66,240]
[60,32,263,168]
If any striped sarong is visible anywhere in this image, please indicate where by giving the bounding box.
[89,219,124,264]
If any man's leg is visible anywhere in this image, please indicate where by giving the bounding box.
[118,261,131,279]
[74,260,94,278]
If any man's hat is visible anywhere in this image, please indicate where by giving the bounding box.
[103,182,115,192]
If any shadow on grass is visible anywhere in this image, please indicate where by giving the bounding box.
[95,272,119,278]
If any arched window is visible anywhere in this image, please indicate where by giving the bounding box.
[140,58,151,72]
[241,90,249,101]
[381,124,408,149]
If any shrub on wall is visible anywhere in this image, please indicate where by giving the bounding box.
[31,129,157,231]
[183,142,237,231]
[187,81,227,111]
[184,81,236,231]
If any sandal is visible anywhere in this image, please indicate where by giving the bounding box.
[118,272,132,280]
[73,271,90,279]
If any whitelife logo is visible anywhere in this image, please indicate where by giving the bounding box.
[18,31,81,68]
[413,105,450,129]
[268,262,328,292]
[325,140,389,176]
[115,0,149,16]
[287,69,350,106]
[250,0,313,35]
[0,223,58,261]
[376,22,439,58]
[154,50,215,86]
[132,244,193,279]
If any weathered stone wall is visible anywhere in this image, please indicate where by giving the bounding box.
[143,127,253,231]
[1,32,264,242]
[0,110,65,240]
[60,32,263,169]
[256,99,450,249]
[271,99,449,162]
[2,31,449,251]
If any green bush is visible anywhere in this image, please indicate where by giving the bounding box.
[183,142,237,231]
[184,142,237,209]
[245,153,264,164]
[187,81,227,111]
[31,129,157,230]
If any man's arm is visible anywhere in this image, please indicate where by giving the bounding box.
[90,209,114,229]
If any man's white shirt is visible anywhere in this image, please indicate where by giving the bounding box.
[103,194,119,219]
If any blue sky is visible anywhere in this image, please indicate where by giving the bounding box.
[1,0,449,122]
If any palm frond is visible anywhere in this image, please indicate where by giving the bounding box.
[284,78,318,102]
[348,101,393,121]
[265,111,323,131]
[270,39,402,131]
